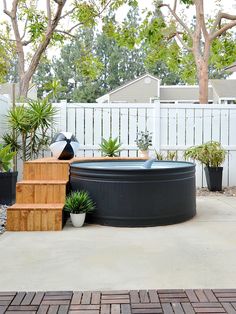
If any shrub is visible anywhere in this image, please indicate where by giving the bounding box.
[184,141,226,167]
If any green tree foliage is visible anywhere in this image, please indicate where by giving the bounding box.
[141,3,236,85]
[0,0,136,98]
[33,6,184,102]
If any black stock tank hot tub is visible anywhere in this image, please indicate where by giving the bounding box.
[70,160,196,227]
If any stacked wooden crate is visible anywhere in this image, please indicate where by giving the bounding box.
[7,159,70,231]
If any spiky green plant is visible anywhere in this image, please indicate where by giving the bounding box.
[99,137,122,157]
[4,99,57,161]
[155,150,177,161]
[184,141,226,167]
[166,151,177,161]
[0,144,16,172]
[64,191,95,214]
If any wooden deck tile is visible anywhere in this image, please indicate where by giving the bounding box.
[0,289,235,313]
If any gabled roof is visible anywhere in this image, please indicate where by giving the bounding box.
[224,62,236,72]
[210,79,236,98]
[96,74,160,102]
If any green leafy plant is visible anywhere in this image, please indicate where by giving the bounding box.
[64,190,95,214]
[155,150,177,161]
[135,131,152,151]
[184,141,226,167]
[4,99,57,161]
[99,137,122,157]
[0,144,16,172]
[166,151,177,161]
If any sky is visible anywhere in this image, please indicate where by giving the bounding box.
[116,0,236,20]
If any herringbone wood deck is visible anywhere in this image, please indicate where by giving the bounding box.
[1,290,236,313]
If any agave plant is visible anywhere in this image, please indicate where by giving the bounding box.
[99,137,122,157]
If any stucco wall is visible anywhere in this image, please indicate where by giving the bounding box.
[110,77,159,103]
[160,86,213,102]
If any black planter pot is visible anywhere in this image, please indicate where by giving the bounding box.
[204,167,223,191]
[0,172,18,205]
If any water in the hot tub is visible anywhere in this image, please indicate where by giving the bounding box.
[73,160,193,170]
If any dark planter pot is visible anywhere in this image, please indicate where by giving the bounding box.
[204,167,223,191]
[0,172,18,205]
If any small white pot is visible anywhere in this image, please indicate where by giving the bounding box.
[139,149,149,158]
[70,213,86,228]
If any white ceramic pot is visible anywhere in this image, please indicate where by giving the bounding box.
[70,213,86,227]
[139,150,149,158]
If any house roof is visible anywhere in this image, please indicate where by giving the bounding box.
[224,62,236,72]
[160,85,213,102]
[210,79,236,98]
[96,74,160,102]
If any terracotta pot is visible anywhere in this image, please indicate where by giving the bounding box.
[139,150,149,158]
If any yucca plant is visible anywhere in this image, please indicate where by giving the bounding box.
[4,99,57,161]
[64,191,95,214]
[99,137,122,157]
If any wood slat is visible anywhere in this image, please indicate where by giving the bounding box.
[1,289,236,314]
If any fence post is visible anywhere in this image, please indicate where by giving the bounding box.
[59,99,67,131]
[153,101,161,152]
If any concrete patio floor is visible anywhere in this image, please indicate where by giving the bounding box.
[0,196,236,291]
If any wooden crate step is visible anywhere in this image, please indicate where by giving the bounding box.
[10,203,64,209]
[23,160,70,181]
[16,181,68,204]
[17,180,68,185]
[7,203,64,231]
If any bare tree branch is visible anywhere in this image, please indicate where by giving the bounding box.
[60,7,76,20]
[159,3,193,38]
[210,20,236,41]
[211,11,236,34]
[20,18,28,41]
[173,0,177,12]
[3,0,13,17]
[47,0,52,27]
[198,0,209,41]
[55,30,77,38]
[52,0,64,4]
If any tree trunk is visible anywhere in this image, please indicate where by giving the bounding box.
[198,60,209,104]
[19,75,30,99]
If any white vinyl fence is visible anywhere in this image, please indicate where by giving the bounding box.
[0,95,11,140]
[53,102,236,187]
[2,100,236,187]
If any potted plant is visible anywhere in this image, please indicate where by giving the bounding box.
[135,131,152,158]
[99,137,122,157]
[185,141,226,191]
[154,150,177,161]
[64,190,95,227]
[0,144,17,205]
